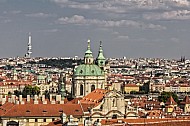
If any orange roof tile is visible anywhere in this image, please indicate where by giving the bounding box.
[1,103,83,117]
[180,95,190,104]
[125,84,138,87]
[165,96,177,105]
[80,89,108,106]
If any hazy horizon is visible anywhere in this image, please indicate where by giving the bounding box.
[0,0,190,59]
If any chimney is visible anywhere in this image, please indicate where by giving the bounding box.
[60,101,64,104]
[50,94,53,101]
[11,95,16,103]
[27,95,30,102]
[8,98,11,103]
[0,95,2,102]
[34,95,38,104]
[15,100,19,105]
[21,101,25,104]
[56,95,61,102]
[1,98,6,105]
[51,100,55,104]
[19,95,22,102]
[42,95,45,102]
[34,95,38,101]
[43,100,47,104]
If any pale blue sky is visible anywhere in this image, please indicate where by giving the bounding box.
[0,0,190,59]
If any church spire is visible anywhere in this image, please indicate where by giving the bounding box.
[97,41,105,68]
[60,73,66,100]
[84,39,94,64]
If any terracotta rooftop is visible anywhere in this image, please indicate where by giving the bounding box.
[101,118,190,125]
[180,95,190,104]
[0,103,83,117]
[80,88,108,106]
[125,84,138,87]
[165,96,177,105]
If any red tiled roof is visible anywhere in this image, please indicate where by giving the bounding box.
[0,102,14,115]
[146,110,162,118]
[80,89,108,106]
[1,103,83,117]
[180,95,190,104]
[125,84,138,87]
[101,118,190,125]
[165,96,177,105]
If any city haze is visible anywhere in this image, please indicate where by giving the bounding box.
[0,0,190,58]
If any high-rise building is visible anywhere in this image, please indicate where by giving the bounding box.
[25,33,32,58]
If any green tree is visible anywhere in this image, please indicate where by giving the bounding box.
[8,91,12,96]
[130,91,137,94]
[158,91,178,103]
[43,90,50,99]
[22,85,40,98]
[32,86,40,96]
[14,90,22,97]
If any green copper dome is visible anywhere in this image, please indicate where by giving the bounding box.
[74,64,104,76]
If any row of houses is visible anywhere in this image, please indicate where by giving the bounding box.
[1,88,190,126]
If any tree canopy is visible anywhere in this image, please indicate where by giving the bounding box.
[14,85,40,98]
[158,91,178,103]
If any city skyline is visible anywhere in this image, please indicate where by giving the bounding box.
[0,0,190,59]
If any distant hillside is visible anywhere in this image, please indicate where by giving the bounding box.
[28,58,83,69]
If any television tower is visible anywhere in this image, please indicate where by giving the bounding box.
[25,33,32,58]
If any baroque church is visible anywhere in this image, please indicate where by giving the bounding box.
[72,40,107,98]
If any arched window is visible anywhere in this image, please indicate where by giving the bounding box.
[80,85,83,95]
[91,85,95,92]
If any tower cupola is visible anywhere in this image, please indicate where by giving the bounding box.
[84,40,94,64]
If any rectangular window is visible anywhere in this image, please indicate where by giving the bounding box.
[35,119,38,122]
[44,119,46,122]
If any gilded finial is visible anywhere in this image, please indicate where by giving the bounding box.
[87,39,91,50]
